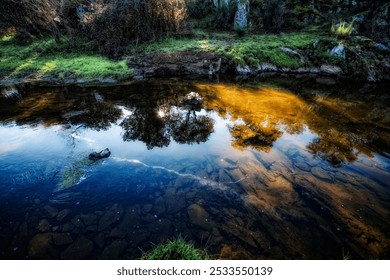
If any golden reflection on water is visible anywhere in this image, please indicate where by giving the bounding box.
[192,83,390,259]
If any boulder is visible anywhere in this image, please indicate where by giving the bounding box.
[330,43,346,59]
[89,148,111,161]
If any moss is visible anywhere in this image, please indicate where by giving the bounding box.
[141,237,210,260]
[58,165,85,190]
[0,36,132,81]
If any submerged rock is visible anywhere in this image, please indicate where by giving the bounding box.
[89,148,111,161]
[61,236,94,259]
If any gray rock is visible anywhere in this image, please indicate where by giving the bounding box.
[320,65,343,75]
[89,148,111,161]
[44,205,58,218]
[80,213,98,226]
[28,233,53,259]
[258,63,278,72]
[1,86,21,99]
[187,204,212,230]
[101,240,128,259]
[61,222,75,232]
[154,197,166,215]
[56,209,71,222]
[61,236,94,259]
[71,216,84,228]
[330,43,346,59]
[98,204,124,231]
[53,233,73,246]
[311,167,332,181]
[110,227,127,238]
[38,219,51,232]
[236,65,251,75]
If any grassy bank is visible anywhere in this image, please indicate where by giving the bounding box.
[130,30,330,68]
[0,34,131,83]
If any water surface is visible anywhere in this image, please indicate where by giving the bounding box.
[0,77,389,259]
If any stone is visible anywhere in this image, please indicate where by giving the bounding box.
[330,43,346,59]
[154,197,166,215]
[61,222,75,232]
[56,209,71,222]
[220,244,232,259]
[311,167,332,182]
[320,65,342,75]
[38,219,51,232]
[28,233,53,259]
[53,233,73,246]
[71,216,84,228]
[98,204,124,231]
[94,233,105,248]
[110,227,127,238]
[1,86,21,99]
[236,65,251,75]
[101,240,128,259]
[80,213,98,226]
[43,205,58,218]
[142,204,153,214]
[61,236,94,259]
[258,63,278,72]
[187,204,212,230]
[89,148,111,161]
[129,230,150,247]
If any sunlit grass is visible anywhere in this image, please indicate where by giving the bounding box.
[0,36,132,81]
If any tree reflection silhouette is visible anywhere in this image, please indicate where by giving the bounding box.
[121,99,214,149]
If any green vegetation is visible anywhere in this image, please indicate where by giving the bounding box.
[58,165,85,190]
[141,237,210,260]
[132,31,324,69]
[0,36,131,82]
[331,21,354,38]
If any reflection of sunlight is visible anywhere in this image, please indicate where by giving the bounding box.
[157,110,166,118]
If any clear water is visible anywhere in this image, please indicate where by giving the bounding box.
[0,77,389,259]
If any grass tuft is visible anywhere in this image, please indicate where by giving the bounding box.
[141,237,210,260]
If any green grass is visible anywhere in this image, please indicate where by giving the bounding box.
[0,36,131,82]
[131,31,325,69]
[141,237,210,260]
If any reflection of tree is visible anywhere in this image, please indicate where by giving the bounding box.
[121,104,215,149]
[121,107,171,149]
[171,109,214,144]
[229,124,282,152]
[68,101,122,131]
[307,138,358,167]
